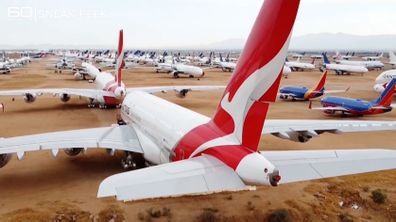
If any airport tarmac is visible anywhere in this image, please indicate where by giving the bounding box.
[0,57,396,221]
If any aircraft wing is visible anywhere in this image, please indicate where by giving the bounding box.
[309,106,349,112]
[0,88,114,100]
[262,149,396,183]
[323,89,349,94]
[0,124,142,155]
[98,155,248,201]
[263,120,396,141]
[128,85,226,94]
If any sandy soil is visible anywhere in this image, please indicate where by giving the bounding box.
[0,57,396,221]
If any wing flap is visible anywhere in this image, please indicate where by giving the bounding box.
[263,149,396,183]
[98,155,247,201]
[0,125,142,154]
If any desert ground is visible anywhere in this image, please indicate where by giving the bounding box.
[0,57,396,221]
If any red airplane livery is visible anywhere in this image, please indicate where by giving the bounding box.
[2,0,396,201]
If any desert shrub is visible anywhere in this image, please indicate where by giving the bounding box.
[198,208,219,222]
[362,186,370,192]
[246,201,256,211]
[371,189,387,204]
[146,207,162,218]
[268,209,292,222]
[339,212,353,222]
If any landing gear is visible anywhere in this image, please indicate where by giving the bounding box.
[88,103,95,108]
[98,104,107,109]
[122,152,146,170]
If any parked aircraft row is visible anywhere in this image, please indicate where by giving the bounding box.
[1,0,396,202]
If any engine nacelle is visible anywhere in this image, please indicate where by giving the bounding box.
[74,72,83,80]
[175,89,190,98]
[272,131,319,143]
[114,87,126,98]
[24,93,37,103]
[0,153,11,168]
[373,84,385,93]
[59,93,71,102]
[64,148,84,156]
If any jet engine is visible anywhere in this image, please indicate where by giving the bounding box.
[59,93,71,102]
[64,148,84,156]
[24,93,37,103]
[114,87,126,98]
[175,89,190,98]
[0,154,11,168]
[74,72,83,80]
[272,130,321,143]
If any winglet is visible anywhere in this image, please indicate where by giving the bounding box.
[115,29,125,87]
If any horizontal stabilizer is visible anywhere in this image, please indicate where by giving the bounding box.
[263,149,396,183]
[98,155,248,201]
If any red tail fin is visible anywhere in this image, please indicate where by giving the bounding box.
[115,30,125,86]
[212,0,300,150]
[173,0,300,168]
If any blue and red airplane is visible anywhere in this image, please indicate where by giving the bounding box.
[279,71,347,101]
[310,78,396,116]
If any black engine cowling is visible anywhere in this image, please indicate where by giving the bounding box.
[176,89,190,98]
[0,154,11,168]
[24,93,36,103]
[64,148,84,156]
[60,93,71,102]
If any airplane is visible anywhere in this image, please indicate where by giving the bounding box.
[279,71,347,101]
[333,52,354,60]
[2,0,396,202]
[285,57,315,72]
[0,30,223,109]
[0,62,11,74]
[373,69,396,93]
[363,53,383,61]
[311,78,396,116]
[321,53,368,75]
[215,54,237,72]
[335,54,384,70]
[154,56,205,78]
[388,51,396,67]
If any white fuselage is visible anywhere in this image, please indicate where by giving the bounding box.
[83,63,125,105]
[285,61,315,71]
[337,60,384,70]
[120,91,209,164]
[155,62,204,78]
[325,63,368,74]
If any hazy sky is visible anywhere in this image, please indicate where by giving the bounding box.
[1,0,396,48]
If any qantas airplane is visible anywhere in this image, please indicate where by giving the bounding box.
[0,31,223,109]
[322,53,368,75]
[279,71,347,101]
[285,57,315,72]
[374,70,396,93]
[2,0,396,201]
[311,78,396,116]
